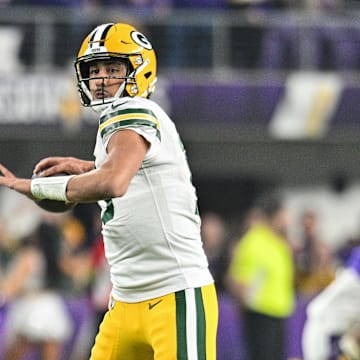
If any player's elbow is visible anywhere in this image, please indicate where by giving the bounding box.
[102,176,129,198]
[108,184,129,198]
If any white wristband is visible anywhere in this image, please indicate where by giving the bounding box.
[31,175,74,202]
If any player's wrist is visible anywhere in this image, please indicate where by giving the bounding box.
[31,175,74,203]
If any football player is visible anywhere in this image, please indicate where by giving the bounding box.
[302,246,360,360]
[0,23,218,360]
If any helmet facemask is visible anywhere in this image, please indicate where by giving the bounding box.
[75,55,135,113]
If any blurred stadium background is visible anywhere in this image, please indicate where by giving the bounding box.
[1,1,360,359]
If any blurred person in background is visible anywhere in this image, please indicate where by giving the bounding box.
[201,212,231,294]
[58,214,95,360]
[85,227,111,359]
[294,209,336,299]
[201,211,249,360]
[302,245,360,360]
[0,215,73,360]
[62,210,111,360]
[60,215,93,296]
[0,22,217,360]
[0,218,19,355]
[88,212,111,328]
[228,192,296,360]
[0,220,16,279]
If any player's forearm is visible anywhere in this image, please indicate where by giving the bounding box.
[65,168,130,203]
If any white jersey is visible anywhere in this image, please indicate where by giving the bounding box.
[302,246,360,360]
[93,97,213,303]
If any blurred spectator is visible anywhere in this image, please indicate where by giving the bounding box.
[237,206,264,236]
[0,222,15,275]
[59,215,96,360]
[201,212,231,293]
[81,212,111,359]
[294,209,336,298]
[1,216,73,360]
[0,220,17,355]
[228,192,296,360]
[302,245,360,360]
[201,212,247,360]
[88,233,110,328]
[284,180,360,251]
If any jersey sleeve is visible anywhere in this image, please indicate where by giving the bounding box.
[98,100,161,157]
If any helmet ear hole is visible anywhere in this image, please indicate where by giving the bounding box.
[144,71,152,79]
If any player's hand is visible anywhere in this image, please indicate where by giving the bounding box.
[33,157,94,177]
[0,163,16,181]
[0,163,33,199]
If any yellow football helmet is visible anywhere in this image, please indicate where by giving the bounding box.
[75,23,157,111]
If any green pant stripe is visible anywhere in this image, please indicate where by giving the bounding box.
[176,288,208,360]
[175,290,188,360]
[195,287,207,360]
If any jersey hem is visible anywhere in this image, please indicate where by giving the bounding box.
[110,270,214,303]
